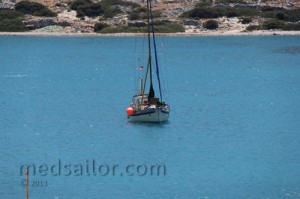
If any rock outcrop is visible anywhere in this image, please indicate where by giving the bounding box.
[128,21,147,27]
[24,18,70,30]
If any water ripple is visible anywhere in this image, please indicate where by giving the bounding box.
[273,46,300,55]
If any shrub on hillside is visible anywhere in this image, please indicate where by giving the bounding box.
[94,22,108,32]
[234,7,260,17]
[241,17,252,24]
[103,7,122,19]
[203,20,218,29]
[181,7,223,19]
[128,7,144,20]
[283,23,300,30]
[0,18,27,32]
[70,0,140,18]
[77,3,104,17]
[183,0,272,20]
[128,7,161,20]
[262,19,285,30]
[226,11,237,18]
[0,10,27,32]
[15,1,57,17]
[216,0,247,4]
[246,20,300,31]
[99,0,140,8]
[181,6,260,19]
[195,1,213,8]
[283,9,300,22]
[261,6,285,12]
[276,13,285,20]
[97,22,184,34]
[70,0,92,10]
[245,25,260,31]
[0,9,24,20]
[129,12,140,20]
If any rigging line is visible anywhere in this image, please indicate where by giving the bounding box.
[142,57,150,96]
[138,34,147,95]
[134,34,138,94]
[162,36,170,101]
[147,0,153,87]
[159,37,167,100]
[149,0,163,101]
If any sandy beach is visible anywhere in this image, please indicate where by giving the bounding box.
[1,30,300,37]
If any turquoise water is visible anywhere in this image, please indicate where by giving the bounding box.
[1,36,300,198]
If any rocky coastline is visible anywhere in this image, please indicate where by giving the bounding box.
[1,30,300,37]
[1,0,300,35]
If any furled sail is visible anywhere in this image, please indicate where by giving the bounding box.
[148,84,155,100]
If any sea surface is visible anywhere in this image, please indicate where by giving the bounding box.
[0,36,300,199]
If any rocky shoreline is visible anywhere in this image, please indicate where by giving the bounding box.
[1,0,300,34]
[1,30,300,37]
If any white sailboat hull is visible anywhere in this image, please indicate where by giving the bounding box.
[128,108,169,123]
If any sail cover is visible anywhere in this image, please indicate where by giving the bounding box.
[148,84,155,100]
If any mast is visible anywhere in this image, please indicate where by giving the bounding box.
[147,0,155,100]
[139,77,143,95]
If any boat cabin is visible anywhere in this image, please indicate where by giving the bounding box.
[132,94,149,106]
[131,94,161,111]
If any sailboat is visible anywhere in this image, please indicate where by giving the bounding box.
[126,0,170,123]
